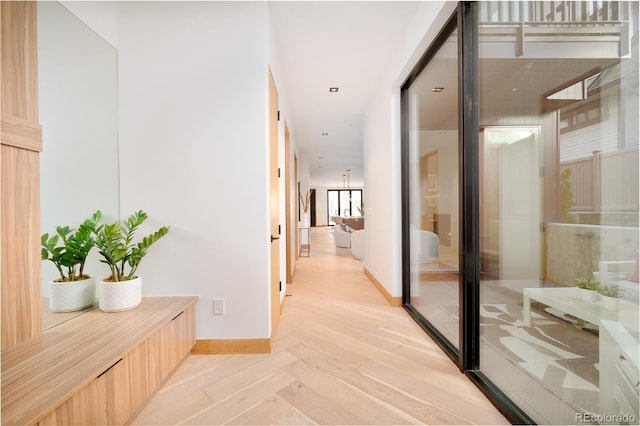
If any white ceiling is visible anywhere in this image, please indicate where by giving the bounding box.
[268,2,630,191]
[268,1,423,188]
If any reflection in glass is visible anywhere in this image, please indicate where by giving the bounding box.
[478,2,639,424]
[406,29,460,348]
[38,2,119,329]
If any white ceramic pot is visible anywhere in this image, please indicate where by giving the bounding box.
[579,288,599,302]
[99,276,142,312]
[48,276,96,312]
[601,295,621,311]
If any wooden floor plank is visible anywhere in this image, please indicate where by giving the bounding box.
[184,371,296,425]
[272,407,317,425]
[131,227,508,425]
[283,359,413,425]
[226,394,293,425]
[277,380,369,425]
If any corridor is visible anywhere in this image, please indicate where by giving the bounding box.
[131,227,508,425]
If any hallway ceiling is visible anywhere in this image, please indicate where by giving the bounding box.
[268,1,423,188]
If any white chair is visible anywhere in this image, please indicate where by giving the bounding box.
[333,224,351,248]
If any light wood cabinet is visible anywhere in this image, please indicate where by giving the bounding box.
[1,297,198,425]
[1,0,43,351]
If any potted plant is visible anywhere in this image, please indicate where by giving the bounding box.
[575,277,600,302]
[41,211,102,312]
[95,210,169,312]
[599,283,625,310]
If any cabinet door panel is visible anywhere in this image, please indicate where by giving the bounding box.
[128,339,151,413]
[147,326,166,390]
[105,357,132,425]
[39,374,107,425]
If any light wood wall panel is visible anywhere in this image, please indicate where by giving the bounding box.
[1,1,43,350]
[1,2,40,123]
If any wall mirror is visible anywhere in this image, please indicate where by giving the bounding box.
[38,1,119,330]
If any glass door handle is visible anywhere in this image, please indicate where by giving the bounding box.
[270,235,280,242]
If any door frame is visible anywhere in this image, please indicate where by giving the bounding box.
[268,68,281,336]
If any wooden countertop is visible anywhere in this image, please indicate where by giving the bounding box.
[1,296,198,425]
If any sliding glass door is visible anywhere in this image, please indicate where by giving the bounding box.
[402,2,639,424]
[478,2,639,423]
[403,20,460,351]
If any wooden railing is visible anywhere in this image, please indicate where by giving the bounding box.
[478,1,635,57]
[560,147,639,212]
[480,1,632,25]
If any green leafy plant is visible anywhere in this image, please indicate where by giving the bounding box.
[560,168,578,223]
[599,283,625,298]
[575,277,600,291]
[41,211,102,282]
[95,210,169,282]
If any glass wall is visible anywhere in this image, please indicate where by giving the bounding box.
[405,27,460,349]
[478,2,639,424]
[403,2,639,424]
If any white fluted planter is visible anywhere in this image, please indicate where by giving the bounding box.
[601,295,621,311]
[48,276,96,312]
[99,277,142,312]
[579,288,599,302]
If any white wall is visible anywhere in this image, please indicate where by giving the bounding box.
[314,186,330,226]
[362,1,457,297]
[61,1,118,48]
[56,0,459,335]
[117,2,272,339]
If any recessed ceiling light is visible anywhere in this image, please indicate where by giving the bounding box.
[329,87,339,93]
[321,132,328,136]
[318,156,325,160]
[432,87,444,93]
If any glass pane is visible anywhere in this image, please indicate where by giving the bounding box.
[407,29,460,348]
[328,190,339,225]
[340,190,351,216]
[351,191,363,217]
[478,2,639,424]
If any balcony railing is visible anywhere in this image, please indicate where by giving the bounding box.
[479,1,636,57]
[561,147,639,214]
[480,1,632,25]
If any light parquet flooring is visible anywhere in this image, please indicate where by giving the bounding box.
[131,227,509,425]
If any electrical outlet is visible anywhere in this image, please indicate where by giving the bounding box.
[213,298,225,315]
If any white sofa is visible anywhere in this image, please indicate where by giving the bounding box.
[333,224,351,248]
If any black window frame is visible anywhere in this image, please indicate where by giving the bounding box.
[400,3,535,424]
[326,189,363,224]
